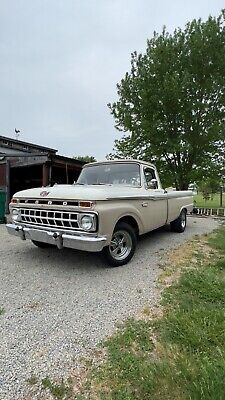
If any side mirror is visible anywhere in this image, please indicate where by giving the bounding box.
[148,179,158,189]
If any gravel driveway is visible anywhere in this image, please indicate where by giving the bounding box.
[0,217,219,399]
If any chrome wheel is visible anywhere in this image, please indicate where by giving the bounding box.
[103,222,137,267]
[170,209,187,233]
[181,211,186,229]
[109,230,132,261]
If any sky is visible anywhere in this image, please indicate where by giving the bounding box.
[0,0,224,160]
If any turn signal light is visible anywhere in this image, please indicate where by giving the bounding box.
[79,201,93,208]
[11,198,18,204]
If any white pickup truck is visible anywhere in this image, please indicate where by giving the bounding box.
[7,160,193,266]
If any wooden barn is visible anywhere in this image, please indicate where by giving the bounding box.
[0,135,84,222]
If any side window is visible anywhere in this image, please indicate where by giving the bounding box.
[144,168,158,189]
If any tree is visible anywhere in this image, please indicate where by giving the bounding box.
[108,11,225,189]
[199,178,220,201]
[73,155,96,163]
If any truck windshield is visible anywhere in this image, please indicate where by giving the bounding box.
[77,163,141,186]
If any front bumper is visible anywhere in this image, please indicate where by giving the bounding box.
[6,224,107,252]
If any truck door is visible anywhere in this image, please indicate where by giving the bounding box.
[141,167,168,231]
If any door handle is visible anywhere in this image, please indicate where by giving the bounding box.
[142,202,148,207]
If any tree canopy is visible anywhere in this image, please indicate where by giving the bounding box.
[108,11,225,189]
[74,155,96,163]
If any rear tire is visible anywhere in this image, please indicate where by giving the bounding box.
[170,209,187,233]
[32,240,54,248]
[102,222,137,267]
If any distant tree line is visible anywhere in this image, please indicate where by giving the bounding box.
[74,155,96,163]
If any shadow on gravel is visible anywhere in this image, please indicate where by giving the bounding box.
[20,245,106,271]
[13,225,174,273]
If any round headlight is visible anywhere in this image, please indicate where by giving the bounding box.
[80,215,94,231]
[12,209,20,222]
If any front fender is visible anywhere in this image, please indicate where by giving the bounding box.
[95,200,145,245]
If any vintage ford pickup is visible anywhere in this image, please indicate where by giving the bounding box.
[6,160,193,266]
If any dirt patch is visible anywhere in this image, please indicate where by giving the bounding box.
[159,235,219,287]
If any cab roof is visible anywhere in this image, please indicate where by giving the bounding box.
[83,159,156,169]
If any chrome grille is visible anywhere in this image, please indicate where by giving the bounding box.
[20,208,79,230]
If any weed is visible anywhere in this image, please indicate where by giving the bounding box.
[42,377,73,400]
[142,306,151,316]
[27,375,38,385]
[0,307,5,315]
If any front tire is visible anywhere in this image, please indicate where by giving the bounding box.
[32,240,54,248]
[103,222,137,267]
[170,209,187,233]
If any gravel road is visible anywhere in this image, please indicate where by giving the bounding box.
[0,217,219,399]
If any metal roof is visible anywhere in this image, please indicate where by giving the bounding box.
[0,135,57,153]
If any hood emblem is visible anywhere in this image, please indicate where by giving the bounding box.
[40,190,50,197]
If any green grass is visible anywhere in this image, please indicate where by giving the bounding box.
[92,264,225,399]
[40,225,225,400]
[0,307,5,316]
[208,224,225,253]
[41,377,74,400]
[194,193,225,208]
[85,226,225,400]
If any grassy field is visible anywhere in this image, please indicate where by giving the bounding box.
[38,225,225,400]
[194,193,225,208]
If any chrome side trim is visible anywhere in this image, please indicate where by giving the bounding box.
[106,192,193,201]
[106,195,167,201]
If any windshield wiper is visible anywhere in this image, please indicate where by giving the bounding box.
[74,182,85,185]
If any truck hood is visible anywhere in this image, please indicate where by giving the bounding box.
[14,184,143,201]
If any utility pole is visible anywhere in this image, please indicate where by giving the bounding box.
[220,185,223,207]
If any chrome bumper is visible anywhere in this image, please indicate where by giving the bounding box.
[6,224,107,252]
